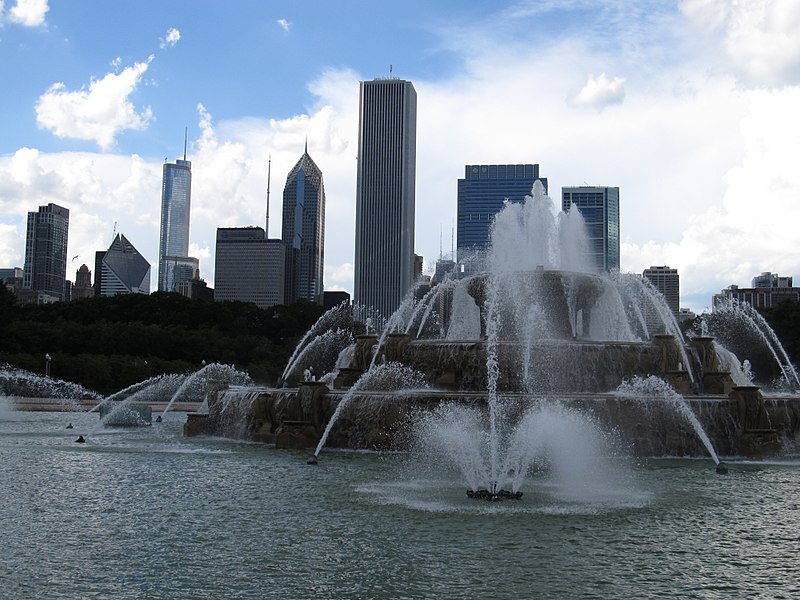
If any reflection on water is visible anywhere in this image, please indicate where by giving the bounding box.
[1,411,799,599]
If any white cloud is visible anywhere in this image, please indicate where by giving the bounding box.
[7,0,48,27]
[160,27,180,48]
[277,18,290,32]
[0,223,24,267]
[680,0,800,86]
[35,56,155,150]
[569,72,626,109]
[0,149,162,276]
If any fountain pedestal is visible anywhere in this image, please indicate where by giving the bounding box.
[730,385,781,458]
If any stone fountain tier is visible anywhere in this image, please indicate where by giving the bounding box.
[464,269,615,340]
[370,334,734,396]
[186,385,800,458]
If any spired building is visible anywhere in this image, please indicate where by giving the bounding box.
[561,186,620,273]
[354,78,417,320]
[158,149,194,292]
[94,234,151,296]
[214,227,285,309]
[23,203,70,302]
[457,164,548,265]
[282,144,325,305]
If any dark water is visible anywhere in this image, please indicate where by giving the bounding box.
[1,404,799,599]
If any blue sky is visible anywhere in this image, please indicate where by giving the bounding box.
[2,0,800,312]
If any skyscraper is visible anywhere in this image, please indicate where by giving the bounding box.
[354,78,417,320]
[643,265,679,316]
[282,144,325,304]
[561,186,620,273]
[94,234,151,296]
[23,203,70,301]
[158,154,192,291]
[214,227,285,308]
[457,164,548,263]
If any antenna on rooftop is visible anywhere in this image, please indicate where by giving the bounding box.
[111,221,117,244]
[451,220,455,260]
[265,156,272,237]
[439,225,443,260]
[183,127,188,160]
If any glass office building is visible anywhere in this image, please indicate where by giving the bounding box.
[94,234,151,296]
[354,78,417,321]
[23,203,70,301]
[158,158,192,291]
[457,164,547,264]
[282,146,325,305]
[561,186,620,273]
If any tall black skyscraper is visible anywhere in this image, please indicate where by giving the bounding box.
[281,144,325,304]
[354,78,417,320]
[23,203,70,301]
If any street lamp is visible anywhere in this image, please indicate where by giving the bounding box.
[45,353,51,378]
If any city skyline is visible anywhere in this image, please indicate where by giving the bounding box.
[2,1,800,312]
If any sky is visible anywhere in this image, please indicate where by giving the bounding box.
[2,0,800,313]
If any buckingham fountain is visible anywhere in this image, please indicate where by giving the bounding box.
[186,182,800,496]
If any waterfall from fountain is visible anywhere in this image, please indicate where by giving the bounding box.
[280,329,354,388]
[0,363,102,411]
[616,375,720,464]
[159,363,251,420]
[704,297,800,389]
[90,374,186,431]
[279,302,354,386]
[312,363,427,458]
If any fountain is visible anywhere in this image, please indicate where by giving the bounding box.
[0,363,102,411]
[189,181,800,496]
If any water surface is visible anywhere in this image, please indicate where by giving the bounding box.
[1,407,798,599]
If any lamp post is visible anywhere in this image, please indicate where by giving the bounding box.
[45,353,51,378]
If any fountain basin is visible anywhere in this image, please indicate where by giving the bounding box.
[188,385,800,458]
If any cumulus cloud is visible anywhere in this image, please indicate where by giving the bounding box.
[680,0,800,86]
[7,0,49,27]
[277,18,290,32]
[160,27,180,48]
[0,149,162,274]
[35,56,155,150]
[569,73,626,109]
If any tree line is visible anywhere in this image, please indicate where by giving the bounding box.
[2,281,799,395]
[0,284,324,395]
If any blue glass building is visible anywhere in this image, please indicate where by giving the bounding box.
[561,186,620,273]
[158,158,192,291]
[457,164,547,262]
[282,145,325,305]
